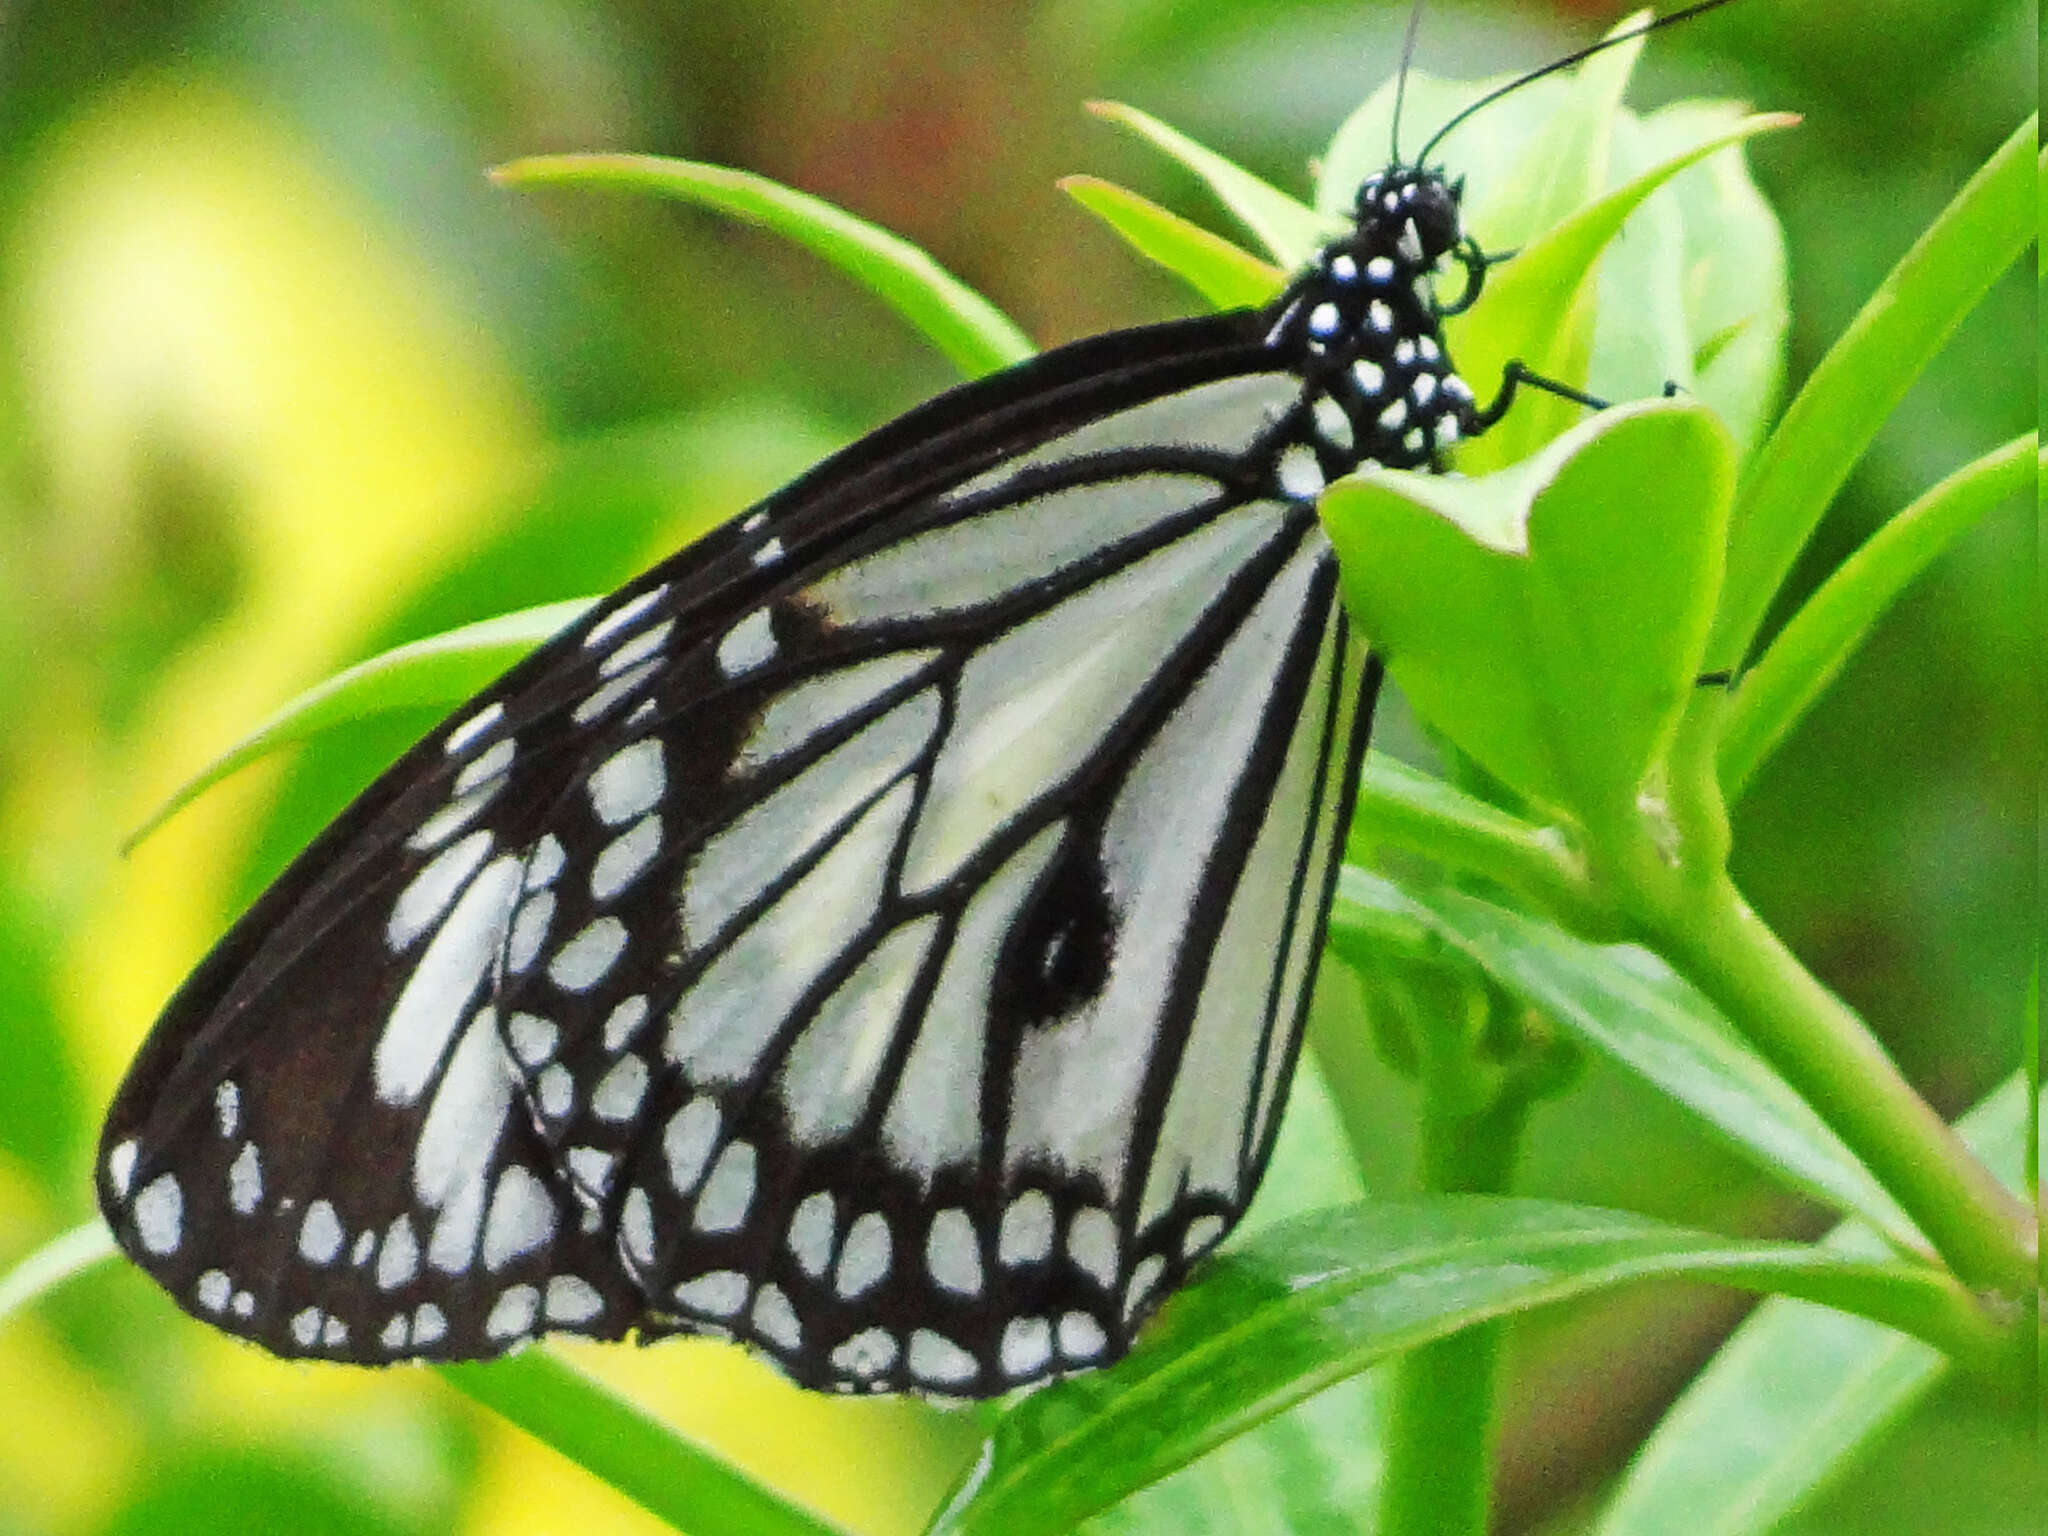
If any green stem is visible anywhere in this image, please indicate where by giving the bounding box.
[1376,1084,1529,1536]
[1624,860,2037,1298]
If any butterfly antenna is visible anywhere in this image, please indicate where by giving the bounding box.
[1388,0,1429,165]
[1415,0,1741,166]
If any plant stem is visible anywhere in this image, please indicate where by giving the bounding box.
[1376,1087,1528,1536]
[1625,861,2037,1298]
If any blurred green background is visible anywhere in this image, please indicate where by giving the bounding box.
[0,2,2033,1533]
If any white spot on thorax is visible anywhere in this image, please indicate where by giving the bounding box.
[1277,444,1324,500]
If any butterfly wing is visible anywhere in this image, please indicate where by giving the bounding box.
[98,305,1382,1391]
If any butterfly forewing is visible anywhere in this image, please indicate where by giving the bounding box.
[100,165,1494,1394]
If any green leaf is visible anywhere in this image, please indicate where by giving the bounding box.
[1329,870,1918,1245]
[1448,111,1798,472]
[1322,400,1733,825]
[1705,113,2037,676]
[491,154,1034,377]
[1718,433,2036,796]
[927,1198,1980,1536]
[1083,101,1332,267]
[1058,175,1285,309]
[1589,1074,2032,1536]
[441,1351,854,1536]
[125,600,592,850]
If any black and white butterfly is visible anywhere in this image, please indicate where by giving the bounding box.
[95,5,1731,1397]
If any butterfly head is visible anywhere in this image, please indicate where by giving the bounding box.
[1352,167,1464,270]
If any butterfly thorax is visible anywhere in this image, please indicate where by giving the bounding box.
[1263,165,1482,476]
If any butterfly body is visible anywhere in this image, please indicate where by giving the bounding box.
[99,165,1496,1394]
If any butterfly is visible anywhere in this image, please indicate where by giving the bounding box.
[94,4,1734,1398]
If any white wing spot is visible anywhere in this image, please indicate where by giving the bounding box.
[716,609,777,678]
[830,1327,897,1380]
[195,1269,231,1313]
[565,1146,616,1196]
[602,995,650,1053]
[506,1012,559,1067]
[787,1191,837,1278]
[214,1081,240,1139]
[599,619,674,679]
[230,1290,255,1319]
[549,917,628,993]
[351,1229,375,1267]
[1398,218,1424,261]
[587,741,666,826]
[591,1053,650,1123]
[1181,1213,1225,1259]
[524,835,566,891]
[298,1200,344,1265]
[535,1063,575,1121]
[1000,1316,1052,1378]
[692,1140,757,1234]
[452,738,516,796]
[621,1187,657,1268]
[506,891,556,976]
[413,1303,448,1345]
[909,1329,979,1386]
[583,585,669,653]
[572,658,661,726]
[290,1308,323,1347]
[228,1142,262,1214]
[322,1316,349,1347]
[1067,1206,1119,1289]
[835,1212,891,1298]
[379,1315,409,1351]
[998,1190,1053,1267]
[1277,444,1324,500]
[374,855,523,1103]
[1058,1311,1108,1361]
[482,1165,556,1269]
[662,1097,721,1195]
[751,1282,802,1351]
[444,702,504,756]
[134,1174,183,1256]
[106,1139,137,1199]
[751,536,785,568]
[377,1215,419,1290]
[591,815,663,902]
[673,1270,749,1318]
[1123,1253,1167,1322]
[486,1284,540,1341]
[1312,396,1353,451]
[546,1275,604,1325]
[925,1208,983,1296]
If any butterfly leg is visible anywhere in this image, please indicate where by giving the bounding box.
[1465,359,1610,432]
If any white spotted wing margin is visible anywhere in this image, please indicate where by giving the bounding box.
[98,174,1487,1391]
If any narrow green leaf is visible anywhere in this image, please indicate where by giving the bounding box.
[1058,175,1285,309]
[1706,113,2037,675]
[1083,101,1332,267]
[441,1351,855,1536]
[0,1220,117,1331]
[1330,869,1918,1245]
[1590,1075,2031,1536]
[1719,433,2036,795]
[1323,400,1733,824]
[125,599,592,850]
[928,1199,1982,1536]
[491,154,1034,377]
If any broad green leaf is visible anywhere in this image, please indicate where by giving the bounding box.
[1083,101,1332,267]
[1323,400,1733,826]
[1590,1074,2031,1536]
[1448,111,1798,471]
[1329,870,1919,1246]
[927,1198,1978,1536]
[491,154,1033,377]
[125,599,591,850]
[1705,113,2037,676]
[1595,100,1790,458]
[1058,175,1285,309]
[1718,433,2036,796]
[442,1351,854,1536]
